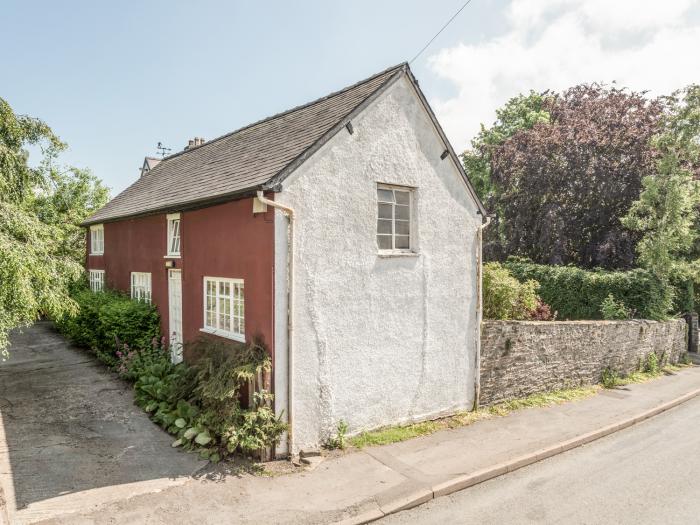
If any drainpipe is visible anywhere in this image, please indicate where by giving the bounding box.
[473,215,492,410]
[256,190,295,457]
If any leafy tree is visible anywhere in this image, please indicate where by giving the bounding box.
[475,84,663,268]
[622,85,700,280]
[32,166,110,262]
[462,91,550,201]
[0,97,109,357]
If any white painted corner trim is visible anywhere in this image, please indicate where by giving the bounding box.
[256,191,296,458]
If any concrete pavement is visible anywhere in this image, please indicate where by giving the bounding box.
[379,393,700,524]
[0,323,204,525]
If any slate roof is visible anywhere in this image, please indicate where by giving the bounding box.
[85,63,410,224]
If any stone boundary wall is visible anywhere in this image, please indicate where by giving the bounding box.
[480,319,687,406]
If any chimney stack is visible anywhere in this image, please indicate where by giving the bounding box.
[185,137,206,150]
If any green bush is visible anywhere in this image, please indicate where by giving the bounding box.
[643,352,660,374]
[135,361,190,413]
[601,367,621,388]
[600,294,631,320]
[503,258,673,320]
[54,288,160,361]
[669,273,695,314]
[187,338,286,457]
[135,337,286,461]
[483,262,540,320]
[115,339,170,381]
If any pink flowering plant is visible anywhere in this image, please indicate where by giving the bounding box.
[116,336,171,381]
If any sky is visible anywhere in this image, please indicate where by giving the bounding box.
[3,0,700,195]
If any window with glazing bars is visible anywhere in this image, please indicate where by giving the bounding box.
[377,185,412,251]
[167,214,181,256]
[203,277,245,342]
[131,272,152,303]
[90,224,104,254]
[89,269,104,292]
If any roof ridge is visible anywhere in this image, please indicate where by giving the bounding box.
[151,62,408,167]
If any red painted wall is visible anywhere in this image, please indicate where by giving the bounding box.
[85,197,275,361]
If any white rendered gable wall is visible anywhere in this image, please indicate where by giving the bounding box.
[273,76,481,454]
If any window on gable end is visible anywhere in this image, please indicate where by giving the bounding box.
[377,185,413,252]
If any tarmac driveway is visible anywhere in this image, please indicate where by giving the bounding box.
[0,322,203,524]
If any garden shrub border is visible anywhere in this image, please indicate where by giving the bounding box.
[54,287,160,365]
[55,286,286,462]
[503,258,674,320]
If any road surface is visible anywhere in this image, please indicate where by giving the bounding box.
[380,394,700,524]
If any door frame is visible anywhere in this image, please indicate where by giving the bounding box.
[168,269,183,364]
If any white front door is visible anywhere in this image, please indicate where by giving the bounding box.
[168,269,183,364]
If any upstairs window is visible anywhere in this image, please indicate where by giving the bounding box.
[202,277,245,342]
[89,269,105,292]
[377,185,412,252]
[131,272,152,303]
[90,224,104,255]
[167,213,181,257]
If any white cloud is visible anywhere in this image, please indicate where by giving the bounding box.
[429,0,700,151]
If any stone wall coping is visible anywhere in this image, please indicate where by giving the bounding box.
[482,318,685,326]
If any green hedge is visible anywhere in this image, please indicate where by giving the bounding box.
[55,288,160,360]
[669,274,695,314]
[503,258,674,320]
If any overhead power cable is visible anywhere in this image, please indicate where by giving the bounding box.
[409,0,475,64]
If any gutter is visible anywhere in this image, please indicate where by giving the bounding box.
[256,190,296,457]
[473,215,492,410]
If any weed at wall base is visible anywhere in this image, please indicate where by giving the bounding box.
[324,420,349,450]
[601,352,688,388]
[601,367,620,388]
[349,355,694,451]
[348,386,597,449]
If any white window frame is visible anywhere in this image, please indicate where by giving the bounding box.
[130,272,152,303]
[89,224,104,255]
[166,213,181,258]
[88,269,105,292]
[376,184,414,254]
[200,276,245,342]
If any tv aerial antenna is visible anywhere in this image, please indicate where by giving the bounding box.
[156,141,172,158]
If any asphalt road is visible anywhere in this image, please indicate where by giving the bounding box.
[380,394,700,525]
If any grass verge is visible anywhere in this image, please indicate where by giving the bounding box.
[349,386,597,449]
[348,359,695,450]
[603,363,691,388]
